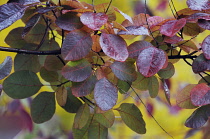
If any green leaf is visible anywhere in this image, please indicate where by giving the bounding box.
[44,55,64,71]
[158,62,175,79]
[31,92,56,123]
[116,103,146,134]
[88,120,108,139]
[199,76,210,84]
[3,70,42,99]
[73,104,90,129]
[62,88,83,113]
[14,54,41,73]
[117,80,131,94]
[62,59,92,82]
[176,84,198,109]
[40,67,59,82]
[110,61,137,82]
[148,76,159,98]
[132,72,149,91]
[94,109,115,128]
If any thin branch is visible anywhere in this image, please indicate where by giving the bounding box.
[105,0,112,14]
[168,55,197,59]
[128,83,174,139]
[56,55,65,65]
[0,46,61,55]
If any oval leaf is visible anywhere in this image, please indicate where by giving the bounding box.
[202,35,210,60]
[55,13,83,31]
[44,55,64,71]
[160,18,186,37]
[110,61,137,82]
[61,30,92,61]
[176,84,198,109]
[132,72,149,91]
[62,59,92,82]
[116,103,146,134]
[99,33,128,62]
[88,120,108,139]
[0,3,27,31]
[118,26,149,36]
[3,70,42,99]
[56,86,67,106]
[137,47,167,77]
[148,76,159,98]
[0,56,12,80]
[192,53,210,73]
[80,12,108,30]
[187,0,210,11]
[94,78,118,111]
[31,92,55,123]
[158,62,175,79]
[190,83,210,106]
[185,105,210,128]
[72,75,97,97]
[95,109,115,128]
[73,104,90,129]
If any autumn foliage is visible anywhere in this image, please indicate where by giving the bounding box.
[0,0,210,138]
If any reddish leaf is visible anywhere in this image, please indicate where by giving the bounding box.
[95,3,116,22]
[99,33,128,62]
[147,16,165,28]
[94,78,118,111]
[187,0,210,11]
[128,41,152,59]
[110,61,137,82]
[72,75,97,97]
[118,26,149,36]
[7,0,40,5]
[44,55,64,71]
[164,35,183,44]
[160,18,186,37]
[80,12,108,30]
[55,13,83,31]
[62,59,92,82]
[202,35,210,60]
[35,6,58,14]
[0,3,27,31]
[190,83,210,106]
[137,47,168,77]
[22,14,40,38]
[61,30,92,61]
[177,40,198,53]
[122,13,150,27]
[185,105,210,128]
[192,54,210,73]
[198,19,210,30]
[19,109,33,131]
[187,13,210,23]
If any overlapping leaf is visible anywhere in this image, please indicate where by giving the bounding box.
[176,84,198,109]
[160,18,186,37]
[148,76,159,98]
[110,61,137,82]
[44,55,64,71]
[7,0,40,5]
[0,56,12,80]
[192,54,210,73]
[56,86,67,106]
[190,83,210,106]
[187,0,210,11]
[185,105,210,128]
[158,62,175,79]
[88,120,108,139]
[62,59,92,82]
[116,103,146,134]
[117,80,131,94]
[73,104,90,129]
[3,70,42,99]
[132,72,149,90]
[137,47,168,77]
[118,26,149,36]
[40,67,59,82]
[202,35,210,60]
[61,30,92,61]
[31,92,55,123]
[55,13,83,31]
[0,3,27,31]
[80,12,108,30]
[94,109,115,128]
[94,78,118,111]
[99,33,128,62]
[72,75,97,97]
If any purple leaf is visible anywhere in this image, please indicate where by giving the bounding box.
[202,35,210,60]
[94,78,118,111]
[35,6,58,14]
[190,83,210,106]
[192,54,210,73]
[187,0,210,11]
[80,12,108,30]
[99,33,128,62]
[61,30,92,61]
[62,59,92,82]
[110,61,137,82]
[137,47,168,77]
[118,26,149,36]
[22,14,40,38]
[19,109,33,131]
[0,3,27,31]
[185,105,210,128]
[55,13,83,31]
[7,0,40,5]
[0,56,12,80]
[72,75,97,97]
[160,18,186,37]
[128,41,152,59]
